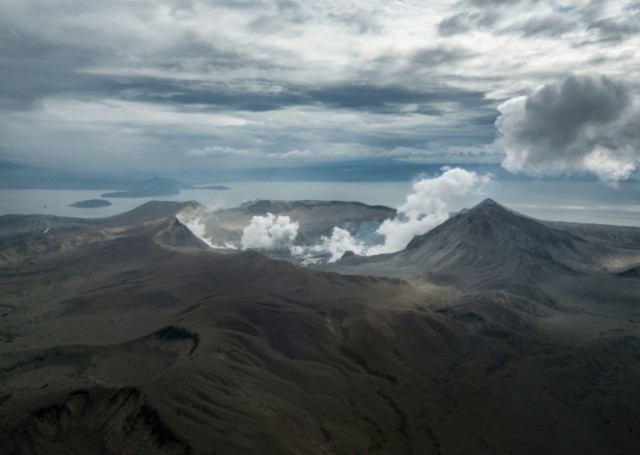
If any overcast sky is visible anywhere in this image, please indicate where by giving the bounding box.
[1,0,638,176]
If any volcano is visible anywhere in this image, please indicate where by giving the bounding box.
[337,199,631,289]
[397,199,588,283]
[1,199,639,454]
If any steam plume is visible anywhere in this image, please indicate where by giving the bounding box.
[241,213,299,251]
[322,227,366,262]
[367,167,490,254]
[177,206,217,248]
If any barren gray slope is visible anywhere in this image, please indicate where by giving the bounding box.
[1,200,639,454]
[329,198,640,347]
[335,199,640,286]
[0,200,202,241]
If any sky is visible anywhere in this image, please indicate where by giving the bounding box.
[0,0,639,179]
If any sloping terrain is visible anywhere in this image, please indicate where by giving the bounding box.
[339,200,597,281]
[331,198,640,341]
[335,199,640,291]
[400,199,589,277]
[0,201,202,240]
[1,200,639,454]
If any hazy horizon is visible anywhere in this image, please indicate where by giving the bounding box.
[3,178,640,228]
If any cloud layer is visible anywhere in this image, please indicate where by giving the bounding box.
[0,1,638,171]
[497,75,640,183]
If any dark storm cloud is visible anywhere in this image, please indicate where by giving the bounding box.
[497,75,639,182]
[469,112,500,126]
[308,84,491,112]
[0,27,274,111]
[357,126,494,150]
[115,79,309,112]
[587,15,640,43]
[518,76,629,142]
[102,78,491,114]
[0,0,301,111]
[0,26,104,109]
[0,65,93,110]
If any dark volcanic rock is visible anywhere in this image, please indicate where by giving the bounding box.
[154,217,210,250]
[2,388,191,454]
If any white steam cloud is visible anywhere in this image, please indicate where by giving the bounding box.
[497,75,640,185]
[182,168,490,263]
[177,205,217,248]
[291,167,490,260]
[178,204,239,250]
[241,213,299,251]
[367,167,490,254]
[321,227,366,262]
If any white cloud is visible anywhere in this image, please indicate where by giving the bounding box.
[582,147,637,185]
[497,75,640,184]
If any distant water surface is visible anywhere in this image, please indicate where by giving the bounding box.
[0,180,639,227]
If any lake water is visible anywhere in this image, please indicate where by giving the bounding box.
[1,180,639,227]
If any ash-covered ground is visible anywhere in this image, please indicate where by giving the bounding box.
[1,196,639,454]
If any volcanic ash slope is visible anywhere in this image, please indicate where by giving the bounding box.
[0,200,639,454]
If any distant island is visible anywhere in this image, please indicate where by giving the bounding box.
[197,185,230,190]
[69,199,112,208]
